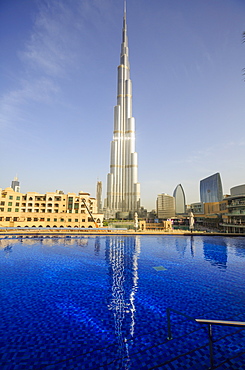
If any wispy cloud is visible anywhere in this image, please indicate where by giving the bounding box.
[0,0,118,132]
[0,0,98,130]
[20,1,79,77]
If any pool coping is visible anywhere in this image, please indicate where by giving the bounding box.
[0,228,245,238]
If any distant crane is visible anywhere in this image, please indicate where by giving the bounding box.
[81,198,99,228]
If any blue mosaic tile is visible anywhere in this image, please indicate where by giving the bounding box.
[0,235,245,369]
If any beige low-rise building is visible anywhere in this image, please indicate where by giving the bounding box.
[0,188,104,228]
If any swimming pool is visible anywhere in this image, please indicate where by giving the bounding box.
[1,235,245,369]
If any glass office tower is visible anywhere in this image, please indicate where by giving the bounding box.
[200,173,223,203]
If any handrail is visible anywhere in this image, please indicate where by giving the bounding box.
[195,318,245,327]
[166,308,245,369]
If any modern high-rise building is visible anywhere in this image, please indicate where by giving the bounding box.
[96,181,102,214]
[173,184,186,214]
[11,176,20,192]
[156,193,175,219]
[200,173,223,203]
[105,3,140,219]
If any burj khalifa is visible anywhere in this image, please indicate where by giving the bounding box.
[106,2,140,218]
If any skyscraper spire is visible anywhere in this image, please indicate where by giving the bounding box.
[106,2,140,218]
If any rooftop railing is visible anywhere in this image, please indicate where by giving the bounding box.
[166,307,245,369]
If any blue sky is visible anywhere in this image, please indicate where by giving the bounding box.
[1,0,245,211]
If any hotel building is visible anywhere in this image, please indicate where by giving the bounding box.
[0,187,104,228]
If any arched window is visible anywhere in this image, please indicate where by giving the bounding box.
[39,225,43,228]
[53,225,57,228]
[46,225,50,228]
[88,225,93,228]
[32,225,36,228]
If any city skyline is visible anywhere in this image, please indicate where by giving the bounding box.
[1,0,245,211]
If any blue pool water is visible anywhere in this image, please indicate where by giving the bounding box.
[0,235,245,369]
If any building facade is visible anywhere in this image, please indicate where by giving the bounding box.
[173,184,186,214]
[105,5,140,218]
[200,172,223,203]
[0,188,104,228]
[156,193,175,219]
[221,185,245,233]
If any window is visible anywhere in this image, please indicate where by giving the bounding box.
[13,217,18,221]
[0,217,3,221]
[22,203,26,207]
[16,196,20,200]
[75,219,78,222]
[54,218,57,222]
[0,208,4,212]
[15,208,19,212]
[0,201,5,205]
[60,218,64,222]
[34,218,38,221]
[28,203,32,207]
[82,219,85,222]
[47,203,52,207]
[9,196,13,200]
[68,218,72,222]
[28,209,32,212]
[8,202,12,206]
[6,217,11,221]
[54,204,59,208]
[47,218,50,221]
[7,208,12,212]
[16,202,20,206]
[29,197,33,201]
[75,210,78,213]
[40,218,45,221]
[27,217,32,221]
[74,203,79,209]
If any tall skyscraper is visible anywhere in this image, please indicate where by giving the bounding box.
[200,173,223,203]
[105,2,140,218]
[11,176,20,192]
[173,184,186,214]
[96,181,102,214]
